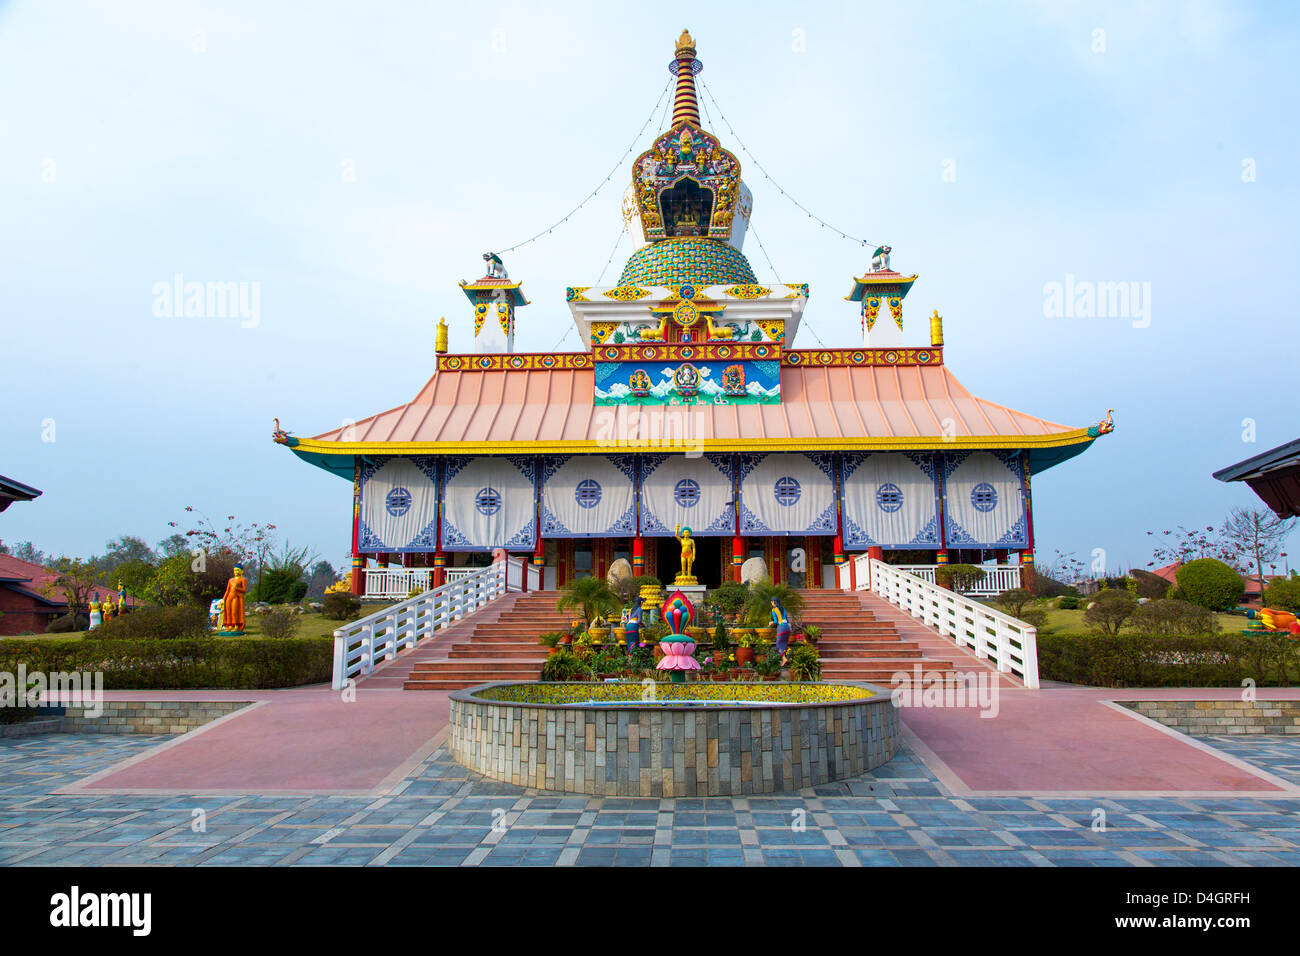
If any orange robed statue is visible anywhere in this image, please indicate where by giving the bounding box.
[221,565,247,632]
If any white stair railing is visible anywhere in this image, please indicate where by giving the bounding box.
[894,564,1021,596]
[332,558,518,690]
[865,558,1039,688]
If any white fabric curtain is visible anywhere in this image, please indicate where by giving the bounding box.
[357,457,439,553]
[441,456,536,551]
[639,453,735,537]
[738,453,837,536]
[840,452,941,549]
[540,455,636,538]
[942,451,1028,548]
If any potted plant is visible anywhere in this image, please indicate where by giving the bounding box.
[786,643,822,682]
[710,580,749,622]
[800,624,821,646]
[743,577,806,638]
[755,654,782,681]
[733,630,757,666]
[556,577,619,636]
[539,631,563,652]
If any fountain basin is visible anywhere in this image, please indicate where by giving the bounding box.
[448,681,899,797]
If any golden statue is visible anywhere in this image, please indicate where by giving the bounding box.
[674,525,697,584]
[220,565,247,633]
[435,316,448,354]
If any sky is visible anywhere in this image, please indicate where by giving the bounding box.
[2,0,1297,577]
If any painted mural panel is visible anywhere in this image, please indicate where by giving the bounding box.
[942,451,1029,548]
[738,452,837,536]
[539,455,637,539]
[357,457,439,553]
[440,456,537,551]
[594,358,780,406]
[639,453,735,536]
[840,452,942,549]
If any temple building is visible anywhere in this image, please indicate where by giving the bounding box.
[274,30,1113,596]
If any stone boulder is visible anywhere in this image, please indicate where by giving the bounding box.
[607,558,632,589]
[740,557,768,586]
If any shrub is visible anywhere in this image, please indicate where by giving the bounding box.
[96,606,208,641]
[1058,595,1080,610]
[1127,599,1220,636]
[46,613,88,633]
[258,567,307,605]
[540,649,587,681]
[743,578,805,627]
[1083,590,1137,635]
[1019,608,1049,632]
[1130,569,1171,600]
[261,607,300,640]
[538,631,564,648]
[1263,576,1300,614]
[556,577,619,629]
[1036,633,1300,687]
[786,642,821,681]
[935,564,986,593]
[995,588,1033,619]
[1175,559,1244,611]
[712,620,729,652]
[710,580,748,616]
[0,637,333,689]
[322,590,362,621]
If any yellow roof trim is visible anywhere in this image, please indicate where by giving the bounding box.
[288,430,1097,456]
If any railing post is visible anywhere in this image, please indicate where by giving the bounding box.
[331,633,345,690]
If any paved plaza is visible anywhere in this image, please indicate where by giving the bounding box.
[3,727,1299,867]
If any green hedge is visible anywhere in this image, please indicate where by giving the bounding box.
[1037,633,1300,687]
[0,638,333,690]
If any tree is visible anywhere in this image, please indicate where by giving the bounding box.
[156,533,190,559]
[1146,524,1237,569]
[306,560,336,601]
[555,577,619,630]
[1083,590,1137,635]
[1263,576,1300,614]
[43,557,102,625]
[1220,508,1295,602]
[0,540,47,565]
[1174,558,1243,611]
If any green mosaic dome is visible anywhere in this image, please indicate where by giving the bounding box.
[619,238,757,287]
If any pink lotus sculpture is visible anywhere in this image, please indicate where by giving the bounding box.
[657,590,700,681]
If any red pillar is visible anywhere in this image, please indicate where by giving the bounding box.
[349,459,364,595]
[1021,452,1036,592]
[432,551,446,588]
[632,536,645,576]
[731,536,744,582]
[867,545,884,590]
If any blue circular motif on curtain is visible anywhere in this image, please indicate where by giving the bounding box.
[475,487,502,516]
[673,478,701,508]
[773,476,801,506]
[574,479,602,509]
[875,483,903,513]
[385,487,412,516]
[970,482,998,513]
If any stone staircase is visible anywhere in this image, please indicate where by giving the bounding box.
[365,585,1022,692]
[797,588,1021,688]
[395,592,571,691]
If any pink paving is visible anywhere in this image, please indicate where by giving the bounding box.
[45,596,1300,798]
[900,686,1300,796]
[62,688,450,795]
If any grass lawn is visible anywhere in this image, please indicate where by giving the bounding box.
[1040,606,1245,634]
[7,611,348,642]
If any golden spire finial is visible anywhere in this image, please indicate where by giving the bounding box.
[930,309,944,347]
[669,29,701,128]
[435,316,448,354]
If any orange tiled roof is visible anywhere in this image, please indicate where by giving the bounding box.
[299,360,1092,453]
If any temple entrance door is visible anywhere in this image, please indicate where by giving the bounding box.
[785,539,806,588]
[653,536,722,588]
